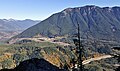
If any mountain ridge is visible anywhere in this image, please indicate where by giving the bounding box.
[16,5,120,42]
[0,19,40,31]
[0,19,40,42]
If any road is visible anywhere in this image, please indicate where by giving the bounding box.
[82,55,113,65]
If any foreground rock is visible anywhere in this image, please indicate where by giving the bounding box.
[0,58,64,71]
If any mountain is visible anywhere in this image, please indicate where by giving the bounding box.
[16,5,120,42]
[2,6,119,70]
[0,19,40,31]
[0,19,40,42]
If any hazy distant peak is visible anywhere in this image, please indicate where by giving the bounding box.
[1,19,16,22]
[8,18,16,21]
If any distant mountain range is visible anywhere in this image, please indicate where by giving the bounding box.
[0,19,40,42]
[16,5,120,42]
[0,19,40,31]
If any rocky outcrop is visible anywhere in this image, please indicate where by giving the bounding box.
[0,58,64,71]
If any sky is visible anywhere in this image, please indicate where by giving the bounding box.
[0,0,120,20]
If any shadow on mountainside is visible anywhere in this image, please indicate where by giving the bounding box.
[0,58,65,71]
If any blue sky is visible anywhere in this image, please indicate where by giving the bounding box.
[0,0,120,20]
